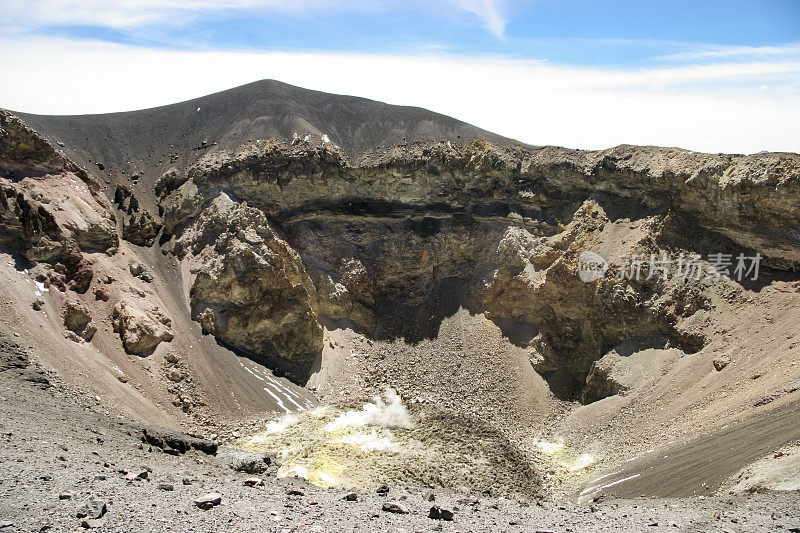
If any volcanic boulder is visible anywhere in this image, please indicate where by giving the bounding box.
[61,300,96,341]
[111,299,174,355]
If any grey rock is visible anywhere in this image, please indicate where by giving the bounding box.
[76,497,106,519]
[382,502,409,514]
[194,492,222,510]
[429,505,454,521]
[81,518,105,529]
[141,427,217,455]
[167,368,184,382]
[713,356,731,371]
[125,470,148,481]
[216,448,279,475]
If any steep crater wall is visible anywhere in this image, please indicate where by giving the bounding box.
[153,138,800,396]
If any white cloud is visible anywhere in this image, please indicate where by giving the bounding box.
[1,0,309,27]
[0,0,511,35]
[658,42,800,62]
[1,36,798,154]
[452,0,508,37]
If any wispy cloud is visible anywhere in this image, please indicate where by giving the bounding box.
[0,0,512,37]
[1,36,798,154]
[1,0,309,27]
[452,0,508,37]
[657,42,800,62]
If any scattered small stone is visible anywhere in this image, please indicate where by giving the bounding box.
[376,485,389,496]
[158,483,174,491]
[243,477,264,487]
[287,489,305,496]
[0,521,12,528]
[423,490,436,502]
[182,478,193,485]
[125,470,148,481]
[76,497,107,519]
[94,287,110,302]
[59,492,73,500]
[457,496,479,506]
[429,505,454,520]
[81,518,105,529]
[382,502,409,514]
[165,352,180,364]
[344,492,358,502]
[194,492,222,510]
[167,369,184,382]
[713,356,730,371]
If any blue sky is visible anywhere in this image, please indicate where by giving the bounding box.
[1,0,799,152]
[21,1,800,65]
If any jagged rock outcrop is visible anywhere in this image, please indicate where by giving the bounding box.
[0,110,82,178]
[477,200,707,384]
[0,174,117,261]
[173,139,800,267]
[114,185,161,246]
[175,193,322,381]
[0,110,117,301]
[159,178,206,234]
[112,299,174,355]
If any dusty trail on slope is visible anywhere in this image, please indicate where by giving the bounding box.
[578,397,800,501]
